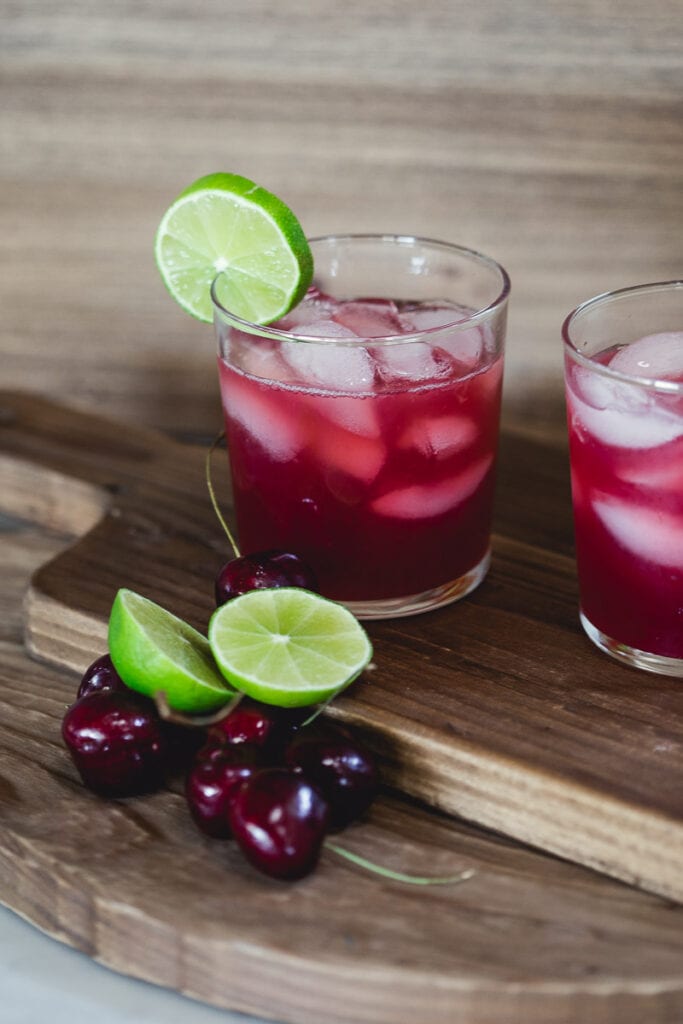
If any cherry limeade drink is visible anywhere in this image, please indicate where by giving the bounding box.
[218,289,503,611]
[565,330,683,664]
[218,292,503,604]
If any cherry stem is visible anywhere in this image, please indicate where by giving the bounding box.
[300,695,336,728]
[154,689,244,728]
[324,841,476,887]
[206,431,241,558]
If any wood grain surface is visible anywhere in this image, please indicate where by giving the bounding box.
[1,392,681,911]
[1,506,683,1023]
[2,1,682,441]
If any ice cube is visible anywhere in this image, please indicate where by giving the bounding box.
[233,336,291,383]
[593,496,683,570]
[333,300,403,338]
[297,390,382,438]
[298,320,359,339]
[370,455,493,519]
[315,429,387,485]
[398,414,478,458]
[373,341,451,383]
[402,304,462,331]
[568,367,683,449]
[284,333,376,393]
[609,332,683,381]
[439,327,483,367]
[617,448,683,491]
[574,367,642,412]
[319,394,382,437]
[399,303,483,368]
[221,377,306,461]
[275,288,340,331]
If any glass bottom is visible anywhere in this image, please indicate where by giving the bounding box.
[344,549,491,621]
[580,611,683,678]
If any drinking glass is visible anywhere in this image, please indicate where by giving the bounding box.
[213,234,509,619]
[563,281,683,675]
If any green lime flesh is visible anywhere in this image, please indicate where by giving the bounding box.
[154,172,313,324]
[108,589,235,713]
[208,588,373,708]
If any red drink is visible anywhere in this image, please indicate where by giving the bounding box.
[564,284,683,676]
[213,235,509,618]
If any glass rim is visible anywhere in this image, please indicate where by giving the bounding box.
[562,279,683,394]
[210,232,511,346]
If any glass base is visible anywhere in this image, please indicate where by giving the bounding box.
[344,550,491,621]
[580,611,683,678]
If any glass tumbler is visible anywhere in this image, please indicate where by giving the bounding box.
[213,234,509,619]
[563,281,683,675]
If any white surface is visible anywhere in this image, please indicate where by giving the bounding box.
[0,903,274,1024]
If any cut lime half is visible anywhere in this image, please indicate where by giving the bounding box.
[108,589,236,713]
[154,172,313,324]
[208,588,373,708]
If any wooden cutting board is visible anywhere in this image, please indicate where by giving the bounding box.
[1,512,683,1024]
[0,390,681,909]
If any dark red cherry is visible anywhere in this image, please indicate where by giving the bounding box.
[285,723,378,830]
[210,699,279,748]
[195,734,231,765]
[215,549,318,605]
[186,745,261,838]
[76,654,199,769]
[77,654,126,699]
[205,698,308,760]
[62,691,169,797]
[228,769,329,880]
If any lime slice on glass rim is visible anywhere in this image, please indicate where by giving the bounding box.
[154,172,313,324]
[209,588,373,708]
[108,589,236,713]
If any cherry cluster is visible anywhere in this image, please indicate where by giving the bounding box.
[187,697,377,879]
[62,653,378,881]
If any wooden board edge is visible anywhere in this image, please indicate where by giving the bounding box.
[24,586,107,675]
[0,452,109,537]
[0,829,681,1024]
[330,705,683,905]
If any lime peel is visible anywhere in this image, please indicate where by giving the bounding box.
[108,588,236,714]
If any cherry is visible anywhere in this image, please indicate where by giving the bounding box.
[62,691,169,797]
[210,699,279,748]
[186,745,261,838]
[285,723,378,830]
[215,549,318,605]
[228,769,329,880]
[77,654,126,699]
[203,698,308,761]
[195,734,231,765]
[76,653,200,768]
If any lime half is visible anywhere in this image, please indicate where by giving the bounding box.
[208,589,373,708]
[154,172,313,324]
[108,589,236,713]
